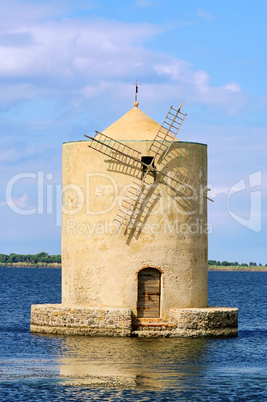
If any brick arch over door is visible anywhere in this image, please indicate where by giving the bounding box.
[137,268,161,318]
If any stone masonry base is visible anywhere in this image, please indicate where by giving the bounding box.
[30,304,238,337]
[30,304,132,336]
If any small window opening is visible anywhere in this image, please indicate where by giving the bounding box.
[141,156,155,179]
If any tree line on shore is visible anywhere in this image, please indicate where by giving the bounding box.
[0,253,265,267]
[208,260,266,267]
[0,252,61,264]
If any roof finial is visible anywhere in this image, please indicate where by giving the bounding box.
[132,80,141,107]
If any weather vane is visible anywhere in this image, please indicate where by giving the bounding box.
[132,80,141,102]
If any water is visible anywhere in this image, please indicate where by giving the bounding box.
[0,268,266,401]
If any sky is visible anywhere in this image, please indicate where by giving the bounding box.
[0,0,266,264]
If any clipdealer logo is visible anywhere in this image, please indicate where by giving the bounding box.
[227,170,262,232]
[3,172,204,226]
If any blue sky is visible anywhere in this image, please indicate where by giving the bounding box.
[0,0,266,264]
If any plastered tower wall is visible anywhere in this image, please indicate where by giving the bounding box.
[61,138,208,320]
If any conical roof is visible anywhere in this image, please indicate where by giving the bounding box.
[102,103,161,141]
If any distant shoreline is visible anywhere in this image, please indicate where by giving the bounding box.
[0,263,266,271]
[208,266,267,272]
[0,263,61,268]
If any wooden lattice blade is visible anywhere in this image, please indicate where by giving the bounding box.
[113,174,153,231]
[148,103,187,163]
[159,167,211,203]
[84,131,141,170]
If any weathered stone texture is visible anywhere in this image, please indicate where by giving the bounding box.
[169,307,238,337]
[30,304,132,336]
[30,305,238,337]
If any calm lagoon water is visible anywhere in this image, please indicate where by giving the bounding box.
[0,267,266,401]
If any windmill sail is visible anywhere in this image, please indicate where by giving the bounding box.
[85,101,212,239]
[149,103,187,163]
[113,174,153,232]
[113,164,210,236]
[159,168,211,201]
[85,132,141,169]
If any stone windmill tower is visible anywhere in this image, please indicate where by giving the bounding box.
[30,92,238,337]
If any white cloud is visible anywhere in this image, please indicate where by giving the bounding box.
[0,0,72,27]
[0,31,35,47]
[0,193,33,210]
[152,61,246,113]
[208,185,249,199]
[0,20,160,85]
[209,187,229,198]
[224,83,242,93]
[0,136,41,165]
[197,9,215,21]
[0,3,247,117]
[0,145,35,163]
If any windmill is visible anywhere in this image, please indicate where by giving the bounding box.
[30,89,238,338]
[84,101,212,238]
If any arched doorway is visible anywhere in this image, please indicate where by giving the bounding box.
[137,268,161,318]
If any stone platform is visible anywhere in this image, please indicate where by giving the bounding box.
[30,304,238,337]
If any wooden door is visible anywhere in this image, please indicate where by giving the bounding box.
[137,268,161,318]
